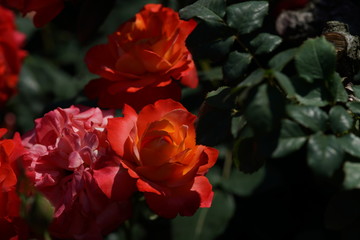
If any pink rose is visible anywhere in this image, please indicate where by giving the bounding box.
[22,106,136,239]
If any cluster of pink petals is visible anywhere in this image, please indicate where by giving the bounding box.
[22,106,136,239]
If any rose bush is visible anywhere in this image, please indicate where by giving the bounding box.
[0,0,64,27]
[0,6,26,107]
[107,99,218,218]
[0,128,28,239]
[85,3,198,111]
[22,106,136,239]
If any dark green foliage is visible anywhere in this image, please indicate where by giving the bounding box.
[307,134,344,177]
[179,0,360,237]
[295,37,337,83]
[226,1,268,34]
[223,51,252,81]
[329,105,353,134]
[269,48,297,71]
[180,0,226,26]
[244,84,278,134]
[250,33,282,55]
[343,162,360,189]
[286,105,328,132]
[338,134,360,158]
[272,119,307,158]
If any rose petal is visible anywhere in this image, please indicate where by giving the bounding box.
[86,78,182,111]
[143,176,213,218]
[137,99,191,136]
[93,161,136,201]
[107,105,138,157]
[179,57,199,88]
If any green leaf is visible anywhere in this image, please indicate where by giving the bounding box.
[343,162,360,190]
[206,86,233,110]
[198,67,223,82]
[273,71,295,97]
[222,167,265,196]
[223,51,252,81]
[269,48,297,71]
[16,17,37,38]
[347,102,360,115]
[329,105,353,134]
[237,68,265,89]
[25,56,79,99]
[250,33,282,55]
[351,85,360,99]
[180,0,226,25]
[197,87,234,145]
[307,134,344,177]
[23,193,54,236]
[206,165,222,187]
[172,191,235,240]
[290,76,330,106]
[8,56,84,132]
[226,1,269,34]
[190,35,235,60]
[231,115,247,138]
[272,119,307,158]
[295,37,337,83]
[279,119,307,139]
[326,73,348,102]
[197,0,227,17]
[245,84,285,134]
[233,137,266,173]
[338,134,360,158]
[244,84,273,133]
[286,104,328,132]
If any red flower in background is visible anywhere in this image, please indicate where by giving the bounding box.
[0,0,64,27]
[0,128,28,239]
[273,0,309,17]
[0,6,26,107]
[107,99,218,218]
[22,106,136,239]
[85,4,198,111]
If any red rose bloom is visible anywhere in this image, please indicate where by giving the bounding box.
[0,6,26,107]
[107,99,218,218]
[85,4,198,111]
[0,128,28,240]
[22,106,136,239]
[0,0,64,27]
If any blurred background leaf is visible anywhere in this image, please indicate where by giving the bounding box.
[172,191,235,240]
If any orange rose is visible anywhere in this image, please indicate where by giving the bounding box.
[107,99,218,218]
[85,4,198,111]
